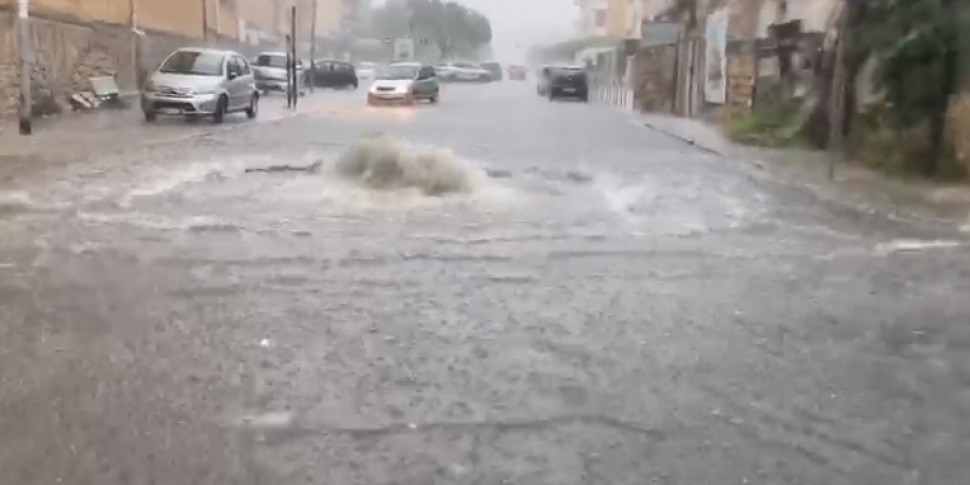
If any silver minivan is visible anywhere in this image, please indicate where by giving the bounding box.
[142,47,259,123]
[252,52,307,95]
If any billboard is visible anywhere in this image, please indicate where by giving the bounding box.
[704,8,728,104]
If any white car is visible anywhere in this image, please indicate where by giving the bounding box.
[437,62,491,82]
[434,64,457,81]
[367,63,439,105]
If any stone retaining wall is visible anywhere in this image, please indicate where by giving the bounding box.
[631,44,677,114]
[0,10,134,115]
[0,8,281,117]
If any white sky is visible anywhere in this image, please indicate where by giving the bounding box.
[454,0,577,60]
[370,0,578,61]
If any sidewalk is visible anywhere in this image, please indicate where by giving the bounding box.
[636,112,970,229]
[637,113,732,156]
[0,92,338,184]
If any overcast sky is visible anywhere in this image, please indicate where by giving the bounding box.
[454,0,576,60]
[371,0,577,61]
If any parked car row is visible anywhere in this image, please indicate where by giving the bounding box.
[140,46,520,123]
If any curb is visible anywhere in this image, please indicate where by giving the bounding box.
[641,120,727,157]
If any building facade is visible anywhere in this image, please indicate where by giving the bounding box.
[576,0,636,38]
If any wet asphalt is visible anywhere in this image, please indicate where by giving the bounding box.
[1,82,970,485]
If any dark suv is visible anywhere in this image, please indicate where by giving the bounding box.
[547,66,588,102]
[311,60,359,89]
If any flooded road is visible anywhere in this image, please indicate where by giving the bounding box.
[2,83,970,484]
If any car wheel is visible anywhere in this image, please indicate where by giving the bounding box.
[213,95,227,124]
[430,94,438,104]
[143,110,156,122]
[246,93,259,119]
[479,74,490,82]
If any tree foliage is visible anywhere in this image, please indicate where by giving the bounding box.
[366,0,492,59]
[849,0,967,127]
[847,0,969,175]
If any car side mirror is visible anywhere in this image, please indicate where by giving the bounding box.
[228,71,238,80]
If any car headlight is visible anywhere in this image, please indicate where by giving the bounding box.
[192,88,216,95]
[143,81,156,92]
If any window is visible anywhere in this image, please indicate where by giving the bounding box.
[227,57,241,77]
[256,55,288,69]
[418,66,435,79]
[159,50,225,76]
[235,56,251,75]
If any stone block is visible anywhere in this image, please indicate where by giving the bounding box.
[947,83,970,173]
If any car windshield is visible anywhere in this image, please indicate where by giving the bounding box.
[551,67,584,77]
[159,50,224,76]
[379,65,418,80]
[255,55,287,69]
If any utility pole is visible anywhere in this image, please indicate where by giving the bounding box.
[309,0,317,93]
[214,0,221,43]
[826,4,848,180]
[17,0,32,135]
[129,0,139,87]
[290,6,298,108]
[201,0,209,43]
[285,34,293,108]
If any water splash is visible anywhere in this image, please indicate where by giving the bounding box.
[333,135,482,196]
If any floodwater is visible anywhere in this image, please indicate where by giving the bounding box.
[1,84,969,484]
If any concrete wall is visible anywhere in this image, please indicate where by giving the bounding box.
[315,0,344,37]
[631,42,677,113]
[202,0,240,39]
[0,0,130,25]
[606,0,628,37]
[0,9,135,115]
[0,0,255,117]
[719,39,757,122]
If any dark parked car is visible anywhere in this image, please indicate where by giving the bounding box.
[545,66,588,102]
[311,60,358,89]
[481,61,503,81]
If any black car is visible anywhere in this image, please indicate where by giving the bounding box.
[546,66,589,102]
[481,61,503,81]
[311,60,358,89]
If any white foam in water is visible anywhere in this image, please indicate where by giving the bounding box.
[593,174,651,221]
[119,157,256,207]
[874,239,961,255]
[333,135,485,196]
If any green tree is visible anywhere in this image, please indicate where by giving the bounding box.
[849,0,968,175]
[366,0,492,60]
